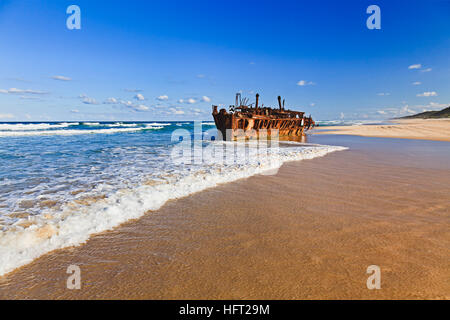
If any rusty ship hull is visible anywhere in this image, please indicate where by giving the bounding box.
[212,93,315,141]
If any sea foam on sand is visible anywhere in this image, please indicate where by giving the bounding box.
[0,143,347,276]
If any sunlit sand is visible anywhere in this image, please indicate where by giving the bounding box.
[313,119,450,142]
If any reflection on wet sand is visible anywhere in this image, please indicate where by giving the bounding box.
[0,135,449,299]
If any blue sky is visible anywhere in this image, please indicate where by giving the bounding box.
[0,0,449,121]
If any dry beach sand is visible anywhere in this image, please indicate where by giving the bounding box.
[0,133,449,300]
[314,119,450,142]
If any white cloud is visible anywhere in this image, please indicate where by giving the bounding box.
[157,95,169,101]
[119,100,134,109]
[297,80,315,86]
[374,101,447,118]
[117,99,151,112]
[408,64,422,69]
[417,91,437,97]
[81,96,99,104]
[119,100,133,106]
[71,109,79,113]
[412,82,421,85]
[402,105,419,114]
[169,108,185,115]
[178,99,184,103]
[197,74,206,78]
[424,102,448,110]
[187,98,196,104]
[133,104,149,111]
[135,93,145,101]
[104,97,118,104]
[51,75,72,81]
[310,103,316,107]
[0,88,48,94]
[201,96,211,102]
[0,113,14,119]
[421,68,432,72]
[125,89,143,92]
[377,92,390,96]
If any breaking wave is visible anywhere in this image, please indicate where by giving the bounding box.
[0,122,169,137]
[0,127,161,137]
[0,121,348,276]
[0,122,79,131]
[0,141,346,276]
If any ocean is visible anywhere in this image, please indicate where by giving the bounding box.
[0,121,346,276]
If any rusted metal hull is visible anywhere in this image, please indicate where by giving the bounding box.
[213,113,307,140]
[212,93,315,141]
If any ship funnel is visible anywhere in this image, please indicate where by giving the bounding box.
[255,93,259,109]
[278,96,282,110]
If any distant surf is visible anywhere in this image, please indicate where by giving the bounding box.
[0,122,168,137]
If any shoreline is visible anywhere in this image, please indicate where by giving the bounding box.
[0,142,345,278]
[1,135,449,299]
[313,119,450,142]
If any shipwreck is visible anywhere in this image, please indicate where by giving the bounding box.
[212,93,315,140]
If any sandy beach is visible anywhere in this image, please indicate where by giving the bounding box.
[0,134,449,300]
[314,119,450,142]
[2,0,450,303]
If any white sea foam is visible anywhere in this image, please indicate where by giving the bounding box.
[0,123,79,131]
[0,127,163,137]
[106,122,139,127]
[145,122,172,126]
[0,143,347,276]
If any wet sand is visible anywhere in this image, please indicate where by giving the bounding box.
[314,119,450,142]
[0,135,449,299]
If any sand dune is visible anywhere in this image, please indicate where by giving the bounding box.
[313,119,450,142]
